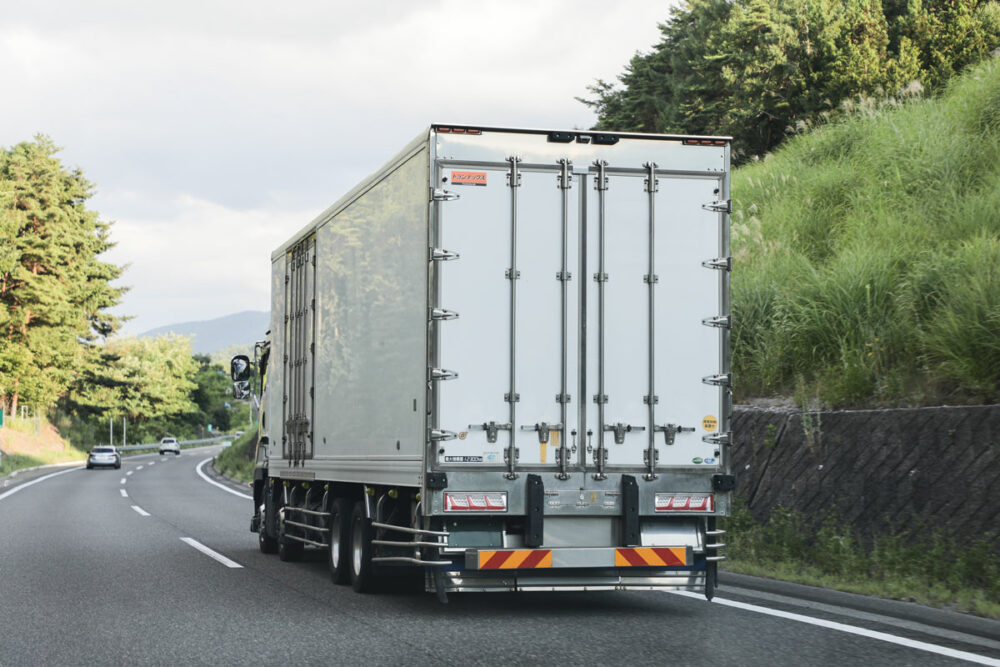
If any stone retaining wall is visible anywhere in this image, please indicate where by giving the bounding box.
[731,404,1000,544]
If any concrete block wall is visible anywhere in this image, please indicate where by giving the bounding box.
[730,404,1000,544]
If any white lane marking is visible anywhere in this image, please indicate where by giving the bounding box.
[130,505,150,516]
[670,591,1000,666]
[137,466,144,471]
[120,478,126,484]
[120,489,128,498]
[0,467,80,502]
[195,458,252,499]
[148,462,155,467]
[180,537,243,569]
[126,471,134,476]
[725,585,1000,652]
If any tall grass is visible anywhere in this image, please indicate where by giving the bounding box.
[721,500,1000,618]
[214,430,256,483]
[733,57,1000,406]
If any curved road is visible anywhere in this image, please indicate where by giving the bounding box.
[0,445,997,666]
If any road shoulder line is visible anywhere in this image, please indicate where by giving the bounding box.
[670,591,1000,666]
[195,458,252,499]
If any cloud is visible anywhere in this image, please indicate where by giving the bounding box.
[2,0,672,333]
[104,194,313,334]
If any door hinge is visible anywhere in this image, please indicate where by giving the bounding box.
[702,257,733,272]
[702,315,732,329]
[430,308,459,321]
[429,368,459,381]
[429,429,457,442]
[702,199,732,214]
[431,188,460,202]
[703,432,732,446]
[430,248,460,261]
[702,373,732,387]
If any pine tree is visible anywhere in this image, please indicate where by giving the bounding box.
[0,136,124,414]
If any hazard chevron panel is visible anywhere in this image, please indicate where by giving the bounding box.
[614,547,687,567]
[479,550,553,569]
[468,546,691,569]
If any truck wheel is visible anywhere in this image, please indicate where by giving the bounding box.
[278,513,303,562]
[328,498,351,584]
[349,501,374,593]
[258,501,278,554]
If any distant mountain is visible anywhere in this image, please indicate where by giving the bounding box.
[137,310,270,355]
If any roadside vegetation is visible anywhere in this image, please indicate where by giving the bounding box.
[721,501,1000,619]
[0,416,88,475]
[589,5,1000,615]
[213,430,256,483]
[732,57,1000,407]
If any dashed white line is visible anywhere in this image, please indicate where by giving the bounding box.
[148,462,155,467]
[137,466,144,471]
[0,467,80,502]
[120,477,126,484]
[195,458,252,499]
[180,537,243,568]
[130,505,150,517]
[120,489,128,498]
[670,591,1000,666]
[126,471,134,476]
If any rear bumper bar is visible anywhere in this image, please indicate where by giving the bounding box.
[464,546,692,570]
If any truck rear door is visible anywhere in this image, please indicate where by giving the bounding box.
[431,132,728,480]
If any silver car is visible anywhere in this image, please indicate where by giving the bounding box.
[87,446,121,470]
[159,437,181,455]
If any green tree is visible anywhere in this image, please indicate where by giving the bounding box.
[581,0,1000,160]
[184,354,235,434]
[0,136,124,414]
[64,335,199,443]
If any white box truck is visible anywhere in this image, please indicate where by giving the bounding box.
[234,124,734,600]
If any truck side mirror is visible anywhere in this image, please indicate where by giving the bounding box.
[233,380,251,400]
[231,355,252,382]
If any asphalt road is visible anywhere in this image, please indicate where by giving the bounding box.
[1,445,997,666]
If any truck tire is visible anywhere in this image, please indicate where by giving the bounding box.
[349,501,373,593]
[328,497,351,584]
[258,499,278,554]
[278,512,303,562]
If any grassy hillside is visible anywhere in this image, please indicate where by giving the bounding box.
[0,418,88,475]
[732,57,1000,407]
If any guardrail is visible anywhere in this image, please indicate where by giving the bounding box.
[118,435,234,452]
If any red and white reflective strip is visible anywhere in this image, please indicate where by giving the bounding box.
[654,493,714,512]
[444,492,508,512]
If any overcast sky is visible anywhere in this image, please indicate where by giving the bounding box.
[2,1,670,335]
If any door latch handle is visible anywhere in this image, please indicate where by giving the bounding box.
[603,423,645,445]
[520,422,563,444]
[653,424,695,446]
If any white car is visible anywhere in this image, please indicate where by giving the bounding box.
[159,437,181,455]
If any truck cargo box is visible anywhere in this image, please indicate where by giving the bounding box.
[247,125,733,597]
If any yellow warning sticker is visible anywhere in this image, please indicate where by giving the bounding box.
[702,415,718,432]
